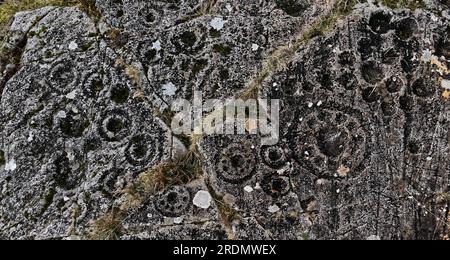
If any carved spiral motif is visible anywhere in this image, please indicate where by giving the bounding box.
[217,142,257,183]
[155,186,191,217]
[290,105,367,177]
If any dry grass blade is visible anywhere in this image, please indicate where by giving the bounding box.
[139,150,203,194]
[89,208,124,240]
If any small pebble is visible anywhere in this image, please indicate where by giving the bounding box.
[193,190,212,209]
[5,159,17,172]
[268,205,280,213]
[68,41,78,50]
[244,186,254,193]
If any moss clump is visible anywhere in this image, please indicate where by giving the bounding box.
[164,56,175,67]
[180,31,197,47]
[213,44,232,56]
[106,117,125,134]
[192,59,208,76]
[80,42,92,52]
[90,77,104,93]
[28,25,48,37]
[110,85,130,104]
[209,29,221,38]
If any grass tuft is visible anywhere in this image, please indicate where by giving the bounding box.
[89,208,124,240]
[176,0,218,24]
[139,150,203,194]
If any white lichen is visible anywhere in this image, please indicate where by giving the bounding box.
[421,49,433,62]
[66,90,77,100]
[162,82,177,96]
[152,40,162,51]
[210,17,226,31]
[5,159,17,172]
[68,41,78,50]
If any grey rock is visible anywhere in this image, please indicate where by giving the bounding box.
[0,0,449,240]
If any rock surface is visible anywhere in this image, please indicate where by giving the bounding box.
[0,0,449,240]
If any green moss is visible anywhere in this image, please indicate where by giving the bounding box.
[106,118,124,134]
[91,77,104,93]
[145,49,157,62]
[80,42,93,52]
[209,29,221,38]
[180,31,197,47]
[87,32,99,37]
[192,59,208,76]
[164,56,175,67]
[110,86,129,104]
[302,233,311,240]
[213,44,232,56]
[60,117,90,137]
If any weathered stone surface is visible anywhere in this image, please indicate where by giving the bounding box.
[0,0,449,240]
